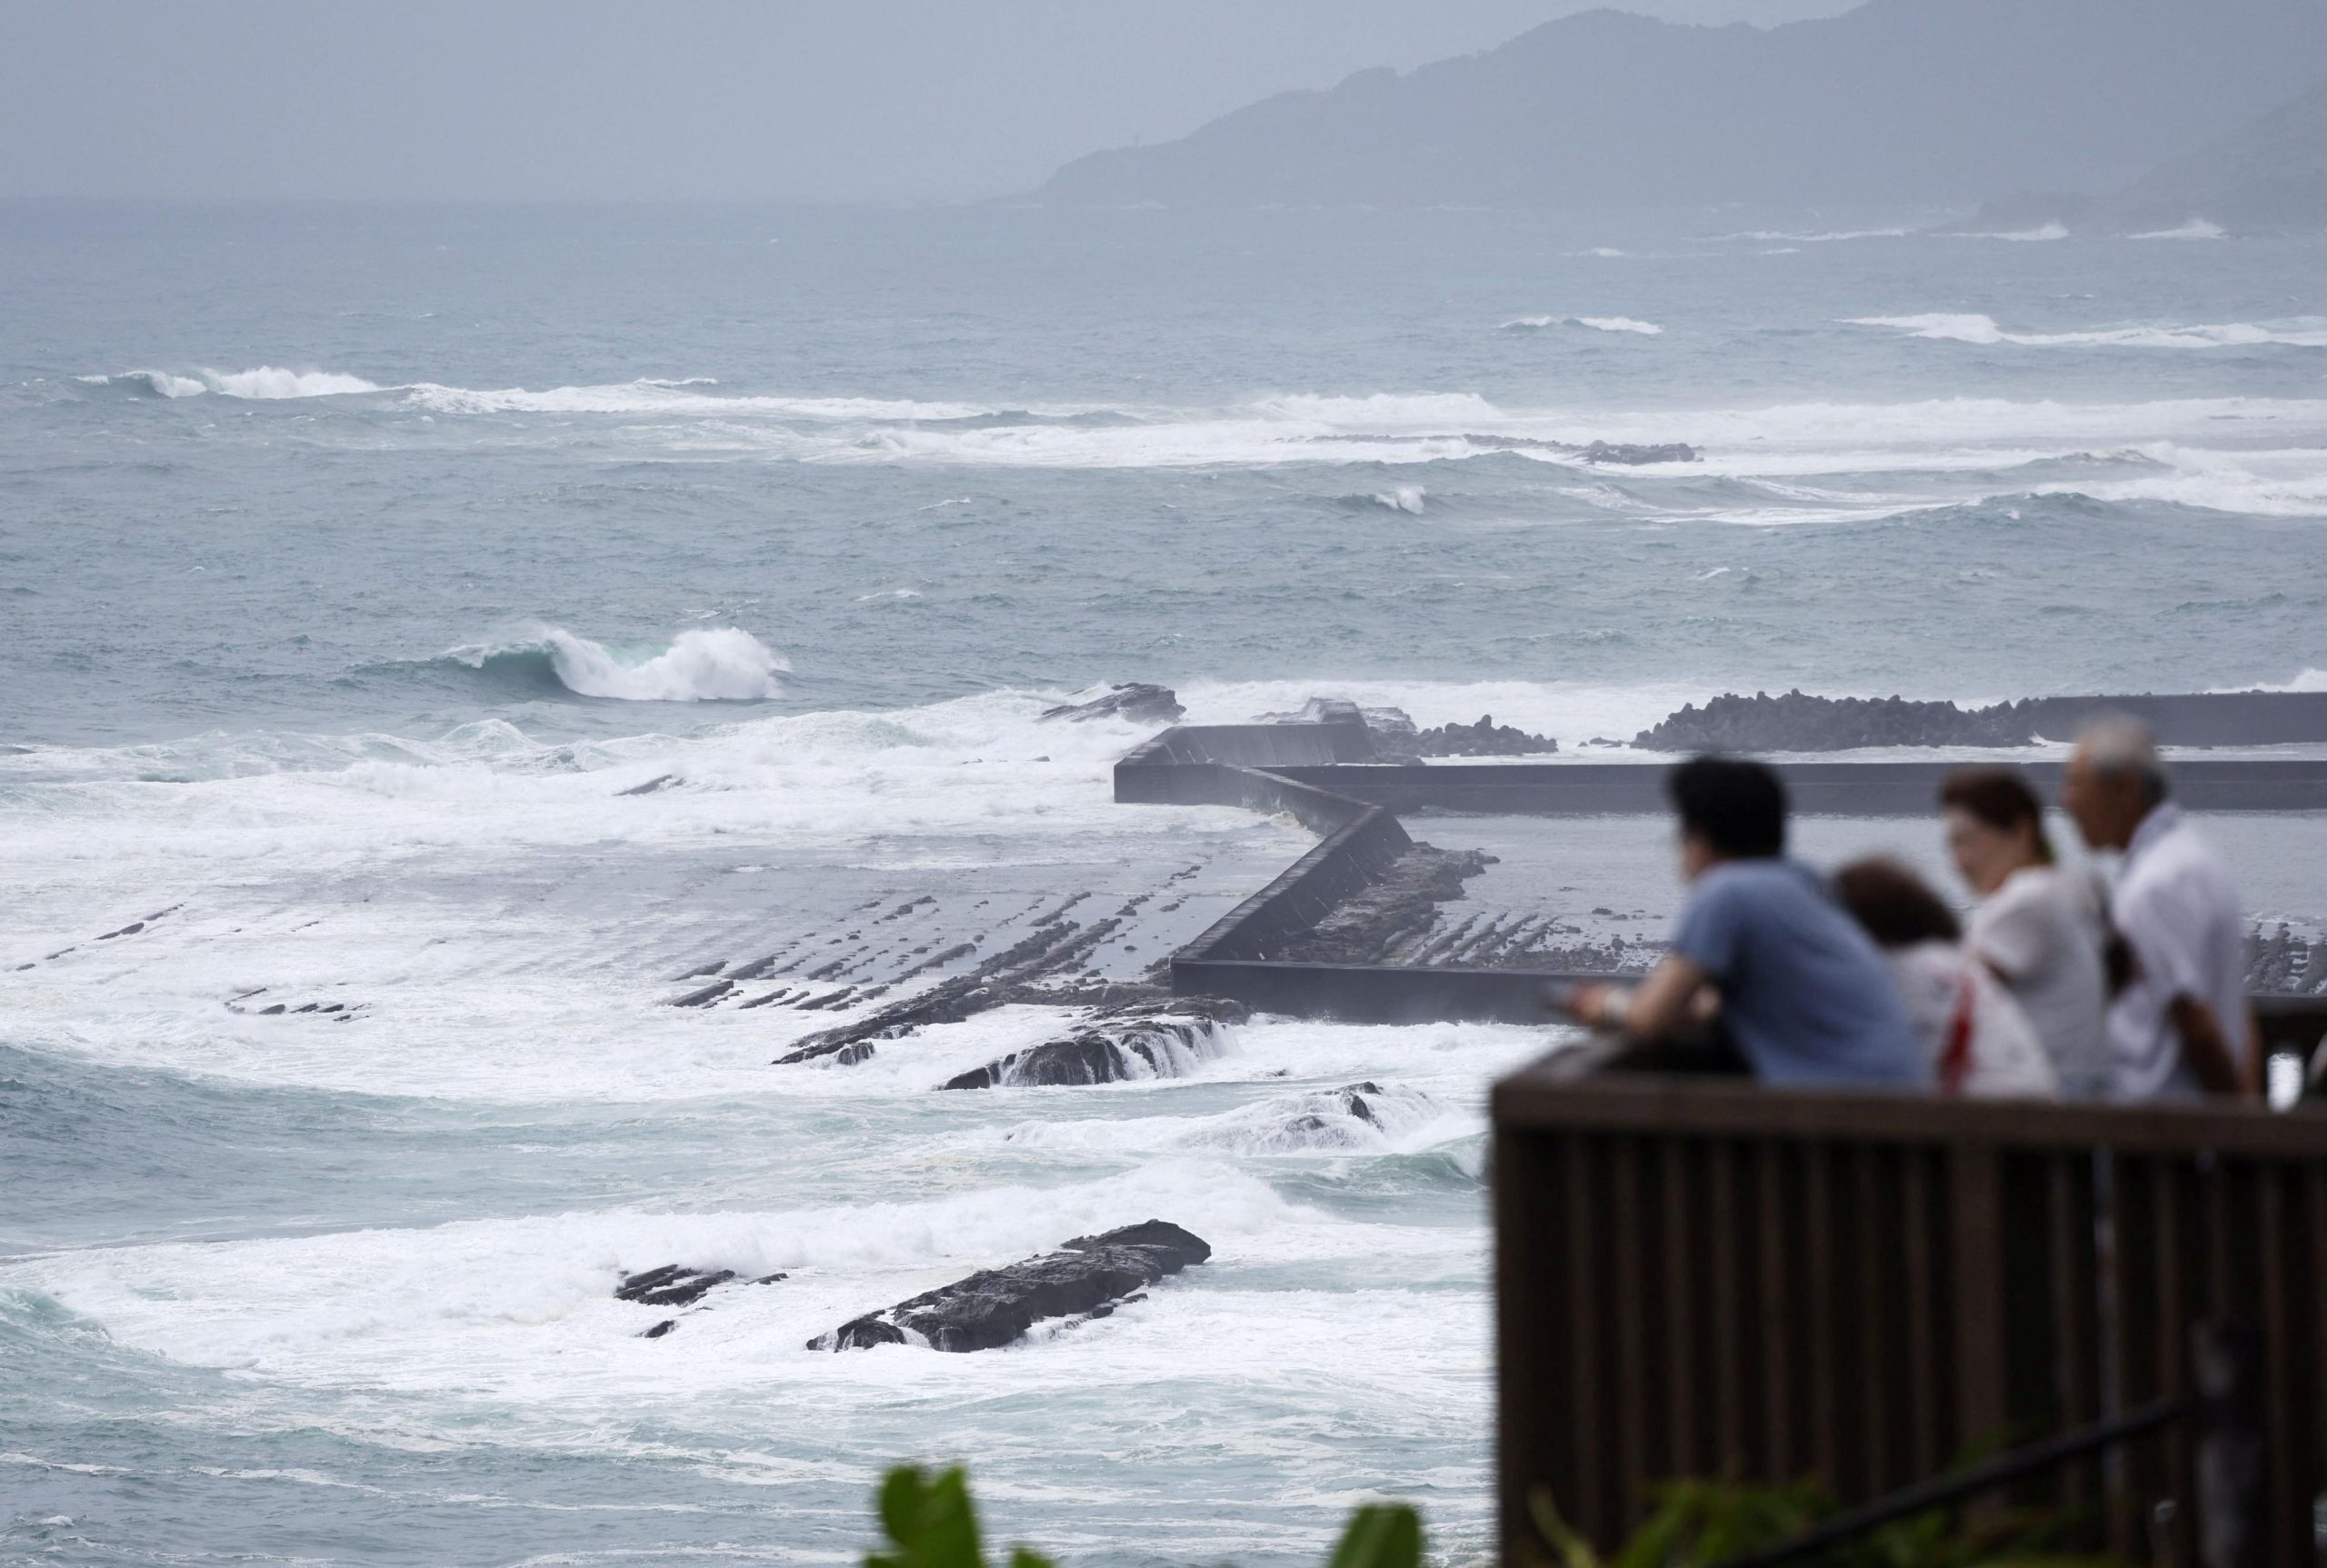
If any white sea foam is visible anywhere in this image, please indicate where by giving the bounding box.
[402,382,991,419]
[1502,315,1663,335]
[1726,227,1909,243]
[1250,391,1503,428]
[1962,221,2070,242]
[1368,486,1427,514]
[2131,218,2226,241]
[87,366,385,399]
[1848,314,2327,349]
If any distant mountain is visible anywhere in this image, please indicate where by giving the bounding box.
[1035,0,2327,210]
[1973,75,2327,235]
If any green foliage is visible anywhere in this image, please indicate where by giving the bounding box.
[867,1466,1055,1568]
[864,1466,1423,1568]
[1326,1503,1424,1568]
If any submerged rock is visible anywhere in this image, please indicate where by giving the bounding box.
[939,999,1247,1090]
[1209,1080,1448,1153]
[615,1265,736,1307]
[1580,440,1699,465]
[616,1264,786,1310]
[1633,690,2038,752]
[1039,684,1185,724]
[808,1220,1212,1352]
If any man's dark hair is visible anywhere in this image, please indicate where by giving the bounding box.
[1666,754,1787,859]
[1833,858,1962,948]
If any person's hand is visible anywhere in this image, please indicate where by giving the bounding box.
[1553,983,1631,1031]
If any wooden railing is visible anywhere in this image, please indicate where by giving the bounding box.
[1492,1069,2327,1565]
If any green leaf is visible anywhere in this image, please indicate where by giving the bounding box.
[869,1465,986,1568]
[1525,1487,1602,1568]
[1327,1503,1423,1568]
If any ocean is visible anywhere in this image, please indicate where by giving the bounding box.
[4,201,2324,1566]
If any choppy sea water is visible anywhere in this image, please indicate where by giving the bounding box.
[4,203,2325,1566]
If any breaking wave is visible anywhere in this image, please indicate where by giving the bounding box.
[82,366,384,399]
[1961,222,2070,242]
[1725,226,1909,243]
[2132,218,2226,241]
[1356,485,1428,514]
[401,382,992,419]
[1847,315,2327,349]
[1503,315,1663,335]
[432,625,789,702]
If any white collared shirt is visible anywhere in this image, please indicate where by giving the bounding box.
[2105,803,2251,1101]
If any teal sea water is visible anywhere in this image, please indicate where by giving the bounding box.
[4,203,2325,1566]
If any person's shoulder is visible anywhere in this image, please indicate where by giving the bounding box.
[2129,819,2236,902]
[1694,857,1803,905]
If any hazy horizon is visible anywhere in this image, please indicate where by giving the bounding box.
[4,0,1858,204]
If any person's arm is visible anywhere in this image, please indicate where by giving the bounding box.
[1564,954,1711,1043]
[2166,994,2250,1097]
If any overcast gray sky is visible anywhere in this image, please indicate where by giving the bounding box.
[2,0,1857,202]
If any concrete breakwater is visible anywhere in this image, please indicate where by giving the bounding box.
[1116,697,2327,1035]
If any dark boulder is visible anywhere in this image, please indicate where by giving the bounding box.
[1410,714,1557,757]
[808,1220,1211,1353]
[1039,684,1185,724]
[938,999,1247,1090]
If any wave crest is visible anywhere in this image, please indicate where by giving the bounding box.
[83,366,384,400]
[440,626,788,703]
[1847,314,2327,350]
[1502,315,1663,335]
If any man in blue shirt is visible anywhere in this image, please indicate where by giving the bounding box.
[1559,756,1929,1088]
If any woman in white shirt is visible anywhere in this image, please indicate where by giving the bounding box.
[1833,859,2059,1098]
[1940,767,2112,1099]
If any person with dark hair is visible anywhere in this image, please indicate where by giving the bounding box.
[1556,756,1927,1087]
[2061,718,2257,1099]
[1940,765,2109,1098]
[1833,858,2057,1098]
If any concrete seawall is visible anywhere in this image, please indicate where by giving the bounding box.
[1119,709,2327,1034]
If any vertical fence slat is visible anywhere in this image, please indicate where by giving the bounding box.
[1806,1144,1843,1493]
[1852,1147,1893,1494]
[1613,1136,1649,1525]
[1662,1137,1699,1478]
[2046,1154,2096,1524]
[2157,1155,2197,1564]
[1903,1149,1941,1481]
[2258,1168,2295,1568]
[2310,1164,2327,1563]
[1710,1138,1745,1476]
[1950,1144,2010,1460]
[1758,1139,1795,1476]
[1561,1134,1607,1542]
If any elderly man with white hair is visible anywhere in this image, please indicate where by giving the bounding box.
[2060,717,2257,1100]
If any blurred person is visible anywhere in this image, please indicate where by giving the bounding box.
[1833,857,2059,1098]
[1556,756,1927,1088]
[2061,718,2258,1100]
[1940,766,2110,1098]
